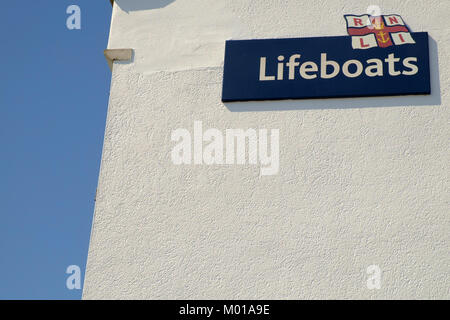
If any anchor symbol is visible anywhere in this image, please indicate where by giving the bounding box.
[377,31,389,44]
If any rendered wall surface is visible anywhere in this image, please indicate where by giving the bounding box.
[83,0,449,299]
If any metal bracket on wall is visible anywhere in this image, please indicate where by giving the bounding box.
[104,49,134,71]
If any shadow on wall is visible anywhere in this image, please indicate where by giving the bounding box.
[114,0,176,12]
[224,37,441,112]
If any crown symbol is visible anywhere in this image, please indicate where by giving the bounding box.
[371,17,385,30]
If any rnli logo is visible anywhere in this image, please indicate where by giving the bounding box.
[345,14,415,49]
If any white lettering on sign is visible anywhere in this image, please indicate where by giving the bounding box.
[258,53,418,81]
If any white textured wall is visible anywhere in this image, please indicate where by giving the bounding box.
[83,0,449,299]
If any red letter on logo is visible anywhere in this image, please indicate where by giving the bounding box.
[360,38,370,48]
[389,16,399,24]
[353,18,363,26]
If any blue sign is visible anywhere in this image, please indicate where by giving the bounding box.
[222,32,430,102]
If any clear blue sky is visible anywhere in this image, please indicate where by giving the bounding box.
[0,1,112,299]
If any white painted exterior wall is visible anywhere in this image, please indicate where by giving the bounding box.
[83,0,449,299]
